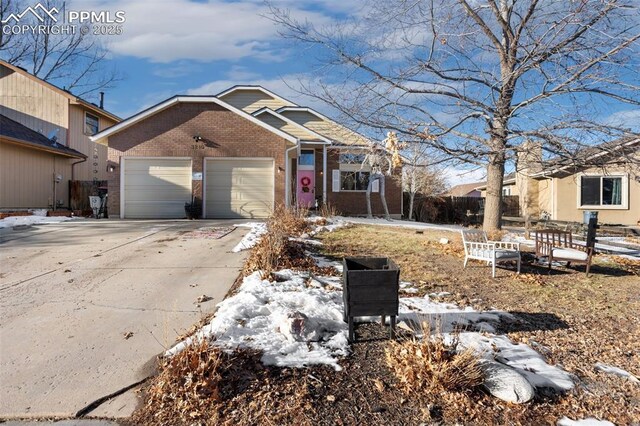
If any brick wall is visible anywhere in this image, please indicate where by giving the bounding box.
[325,150,403,217]
[106,102,289,217]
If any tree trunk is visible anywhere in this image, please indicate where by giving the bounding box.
[408,192,415,221]
[483,154,505,231]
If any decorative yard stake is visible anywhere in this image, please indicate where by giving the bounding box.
[362,132,404,219]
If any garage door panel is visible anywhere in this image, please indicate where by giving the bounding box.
[205,159,274,219]
[123,158,192,219]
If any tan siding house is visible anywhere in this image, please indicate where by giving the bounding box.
[0,60,119,209]
[480,140,639,225]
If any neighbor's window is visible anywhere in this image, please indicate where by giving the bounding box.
[339,153,366,164]
[84,112,99,135]
[340,171,370,191]
[580,176,624,206]
[502,187,511,196]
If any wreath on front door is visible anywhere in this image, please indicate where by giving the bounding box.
[301,176,311,186]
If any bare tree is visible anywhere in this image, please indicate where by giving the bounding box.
[403,142,448,220]
[269,0,640,230]
[0,0,119,97]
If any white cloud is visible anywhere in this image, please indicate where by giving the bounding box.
[603,109,640,129]
[73,0,333,63]
[441,166,486,187]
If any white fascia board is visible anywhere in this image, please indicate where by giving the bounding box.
[253,107,332,144]
[90,96,297,143]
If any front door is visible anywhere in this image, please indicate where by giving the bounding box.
[297,149,315,207]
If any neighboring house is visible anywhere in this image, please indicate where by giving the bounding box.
[474,173,517,197]
[90,85,403,219]
[480,139,640,225]
[0,60,120,209]
[445,182,484,197]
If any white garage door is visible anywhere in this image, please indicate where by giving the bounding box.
[205,158,274,218]
[123,158,192,218]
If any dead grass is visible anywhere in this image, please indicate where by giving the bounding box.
[318,203,340,218]
[386,328,483,394]
[243,204,313,277]
[144,339,223,424]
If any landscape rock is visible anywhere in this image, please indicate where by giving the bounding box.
[480,359,535,403]
[439,238,449,244]
[278,311,322,342]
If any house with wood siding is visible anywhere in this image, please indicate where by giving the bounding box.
[0,60,120,210]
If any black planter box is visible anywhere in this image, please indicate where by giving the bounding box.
[343,257,400,342]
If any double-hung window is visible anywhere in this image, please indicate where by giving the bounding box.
[84,112,99,136]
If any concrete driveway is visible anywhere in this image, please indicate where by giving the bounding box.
[0,219,250,420]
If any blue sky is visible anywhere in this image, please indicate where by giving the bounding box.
[8,0,637,185]
[65,0,358,119]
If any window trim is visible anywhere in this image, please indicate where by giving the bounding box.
[84,111,100,136]
[339,170,370,192]
[576,173,628,210]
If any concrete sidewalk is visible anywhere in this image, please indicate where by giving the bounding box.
[0,219,249,420]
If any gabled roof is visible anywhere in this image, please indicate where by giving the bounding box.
[252,107,332,144]
[216,85,297,107]
[90,96,297,143]
[445,182,484,197]
[473,173,516,191]
[0,114,86,158]
[530,137,640,178]
[0,60,120,122]
[276,106,371,147]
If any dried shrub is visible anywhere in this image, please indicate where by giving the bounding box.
[318,202,340,218]
[385,327,483,394]
[243,204,313,277]
[486,229,506,242]
[145,339,223,424]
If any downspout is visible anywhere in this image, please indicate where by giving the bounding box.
[322,144,327,205]
[285,141,299,207]
[70,156,87,209]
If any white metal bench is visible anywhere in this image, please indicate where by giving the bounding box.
[461,229,521,278]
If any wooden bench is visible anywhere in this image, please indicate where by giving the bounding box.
[534,229,594,275]
[461,229,521,278]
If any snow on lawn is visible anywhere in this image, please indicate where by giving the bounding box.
[0,212,76,229]
[167,269,350,371]
[557,417,615,426]
[231,222,267,252]
[595,362,640,383]
[168,266,576,393]
[170,220,577,395]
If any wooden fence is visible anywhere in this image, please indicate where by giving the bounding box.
[69,180,107,213]
[406,195,520,224]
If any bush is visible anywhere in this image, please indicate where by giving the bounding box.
[145,339,223,424]
[385,326,483,393]
[243,204,313,278]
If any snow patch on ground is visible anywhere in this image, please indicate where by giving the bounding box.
[231,222,267,252]
[595,362,640,383]
[167,270,349,370]
[339,216,462,233]
[0,213,76,229]
[557,417,615,426]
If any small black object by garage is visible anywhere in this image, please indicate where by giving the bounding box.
[342,257,400,342]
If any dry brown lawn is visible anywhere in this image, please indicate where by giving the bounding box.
[130,224,640,425]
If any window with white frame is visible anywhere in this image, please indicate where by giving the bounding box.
[332,150,377,192]
[579,175,627,208]
[340,171,370,191]
[84,112,99,135]
[502,186,511,196]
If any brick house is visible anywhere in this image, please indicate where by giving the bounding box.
[91,86,403,219]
